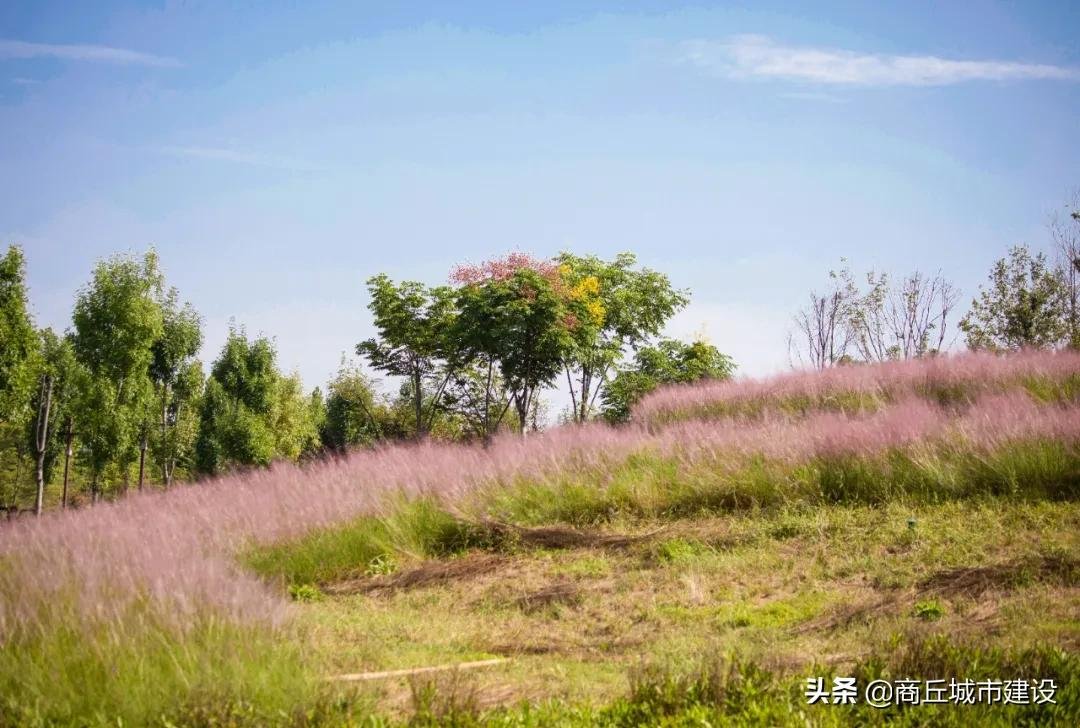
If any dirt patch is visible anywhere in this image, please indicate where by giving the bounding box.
[515,581,583,613]
[918,553,1078,599]
[796,553,1078,635]
[793,595,898,634]
[326,554,507,595]
[480,521,662,550]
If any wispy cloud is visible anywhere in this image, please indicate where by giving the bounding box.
[0,39,180,68]
[157,145,327,173]
[681,35,1080,86]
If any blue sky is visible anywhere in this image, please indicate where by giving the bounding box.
[3,1,1079,403]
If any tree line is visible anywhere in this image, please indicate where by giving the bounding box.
[2,195,1077,515]
[789,196,1080,367]
[0,250,727,514]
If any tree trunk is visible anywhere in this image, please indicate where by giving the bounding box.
[62,417,73,509]
[161,383,170,487]
[33,374,54,516]
[413,370,424,440]
[514,389,530,437]
[137,427,148,491]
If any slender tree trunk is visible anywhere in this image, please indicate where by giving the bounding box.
[160,383,169,487]
[61,417,73,509]
[413,369,424,440]
[137,427,148,491]
[483,359,493,438]
[514,389,530,436]
[565,365,579,423]
[33,374,54,516]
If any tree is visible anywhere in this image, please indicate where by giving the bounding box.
[789,266,857,370]
[0,245,39,511]
[0,245,39,424]
[71,251,164,499]
[269,372,321,462]
[846,269,959,361]
[455,266,576,435]
[149,289,202,488]
[153,360,203,486]
[29,330,76,514]
[556,252,687,422]
[25,330,82,509]
[195,328,278,475]
[1049,193,1080,349]
[440,361,516,441]
[601,338,735,422]
[356,275,456,440]
[959,245,1067,351]
[320,360,384,452]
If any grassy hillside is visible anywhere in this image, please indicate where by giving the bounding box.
[2,351,1079,726]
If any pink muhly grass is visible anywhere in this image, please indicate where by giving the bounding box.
[634,349,1080,425]
[0,351,1077,645]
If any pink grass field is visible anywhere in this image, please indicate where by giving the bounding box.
[635,347,1080,424]
[1,350,1078,644]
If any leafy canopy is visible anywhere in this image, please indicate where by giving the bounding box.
[960,245,1067,351]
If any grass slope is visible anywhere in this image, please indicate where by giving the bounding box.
[2,351,1079,726]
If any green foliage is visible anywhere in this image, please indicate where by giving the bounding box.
[208,326,277,413]
[271,372,322,462]
[365,553,397,576]
[455,268,574,434]
[602,338,736,422]
[195,329,279,474]
[556,252,688,422]
[287,583,324,602]
[961,244,1068,350]
[149,287,203,485]
[0,245,39,423]
[357,274,457,439]
[72,251,164,387]
[912,599,945,621]
[196,376,275,474]
[320,360,384,451]
[23,330,82,486]
[194,329,318,474]
[69,251,167,493]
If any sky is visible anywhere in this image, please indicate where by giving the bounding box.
[3,0,1079,409]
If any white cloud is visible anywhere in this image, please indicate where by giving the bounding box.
[681,35,1080,86]
[0,39,180,68]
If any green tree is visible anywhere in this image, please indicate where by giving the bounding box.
[440,361,515,441]
[959,245,1068,351]
[269,372,321,462]
[149,289,202,487]
[320,360,384,452]
[601,338,735,423]
[155,360,203,484]
[195,328,278,475]
[0,245,39,511]
[455,268,574,435]
[71,251,164,499]
[356,275,456,440]
[25,330,83,509]
[0,245,39,423]
[556,252,687,422]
